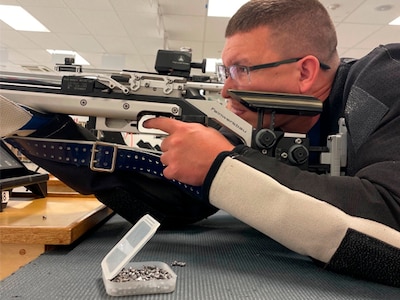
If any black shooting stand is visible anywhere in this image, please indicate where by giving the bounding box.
[0,140,48,211]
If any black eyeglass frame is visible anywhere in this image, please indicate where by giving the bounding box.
[219,57,331,82]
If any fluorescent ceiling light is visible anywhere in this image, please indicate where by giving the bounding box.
[0,5,49,32]
[389,16,400,25]
[47,49,90,65]
[207,0,249,17]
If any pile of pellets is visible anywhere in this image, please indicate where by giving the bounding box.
[111,265,172,282]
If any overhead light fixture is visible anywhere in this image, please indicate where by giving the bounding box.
[327,4,340,10]
[47,50,90,65]
[207,0,249,17]
[389,16,400,25]
[0,5,49,32]
[375,5,393,12]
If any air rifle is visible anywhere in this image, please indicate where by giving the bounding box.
[0,56,345,174]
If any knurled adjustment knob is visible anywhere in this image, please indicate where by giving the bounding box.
[288,144,309,165]
[255,129,277,149]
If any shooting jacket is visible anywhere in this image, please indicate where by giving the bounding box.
[204,44,400,286]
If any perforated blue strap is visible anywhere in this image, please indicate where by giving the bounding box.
[6,137,202,198]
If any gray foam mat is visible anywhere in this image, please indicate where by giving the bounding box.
[1,211,399,299]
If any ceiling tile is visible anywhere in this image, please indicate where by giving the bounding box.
[205,17,229,41]
[335,23,381,48]
[95,35,138,54]
[20,32,71,49]
[354,25,400,48]
[118,12,162,38]
[58,33,105,53]
[159,0,207,16]
[319,0,365,23]
[111,0,159,14]
[163,15,205,41]
[340,48,373,59]
[16,48,52,64]
[133,37,165,56]
[6,49,35,64]
[203,41,225,58]
[0,29,41,49]
[71,9,126,36]
[63,0,113,10]
[344,0,400,24]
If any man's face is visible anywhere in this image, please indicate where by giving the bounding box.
[220,26,306,130]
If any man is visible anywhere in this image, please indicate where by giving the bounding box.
[144,0,400,287]
[1,0,400,287]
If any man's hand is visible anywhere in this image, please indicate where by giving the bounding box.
[144,117,235,186]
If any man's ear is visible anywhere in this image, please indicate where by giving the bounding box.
[296,55,321,93]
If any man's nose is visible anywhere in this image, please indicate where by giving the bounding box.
[221,77,235,98]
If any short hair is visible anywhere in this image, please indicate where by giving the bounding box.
[225,0,338,63]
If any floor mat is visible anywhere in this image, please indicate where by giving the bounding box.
[2,211,399,299]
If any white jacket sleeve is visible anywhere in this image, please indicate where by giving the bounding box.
[204,154,400,287]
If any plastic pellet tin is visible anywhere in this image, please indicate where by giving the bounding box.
[101,214,177,296]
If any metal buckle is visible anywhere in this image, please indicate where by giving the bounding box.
[90,141,117,172]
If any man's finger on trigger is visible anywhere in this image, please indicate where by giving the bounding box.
[143,117,178,133]
[138,115,167,135]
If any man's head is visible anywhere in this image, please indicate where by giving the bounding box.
[220,0,340,132]
[225,0,337,65]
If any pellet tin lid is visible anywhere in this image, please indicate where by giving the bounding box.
[101,214,160,280]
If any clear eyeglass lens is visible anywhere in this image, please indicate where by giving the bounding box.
[230,65,249,82]
[217,65,228,83]
[217,65,250,83]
